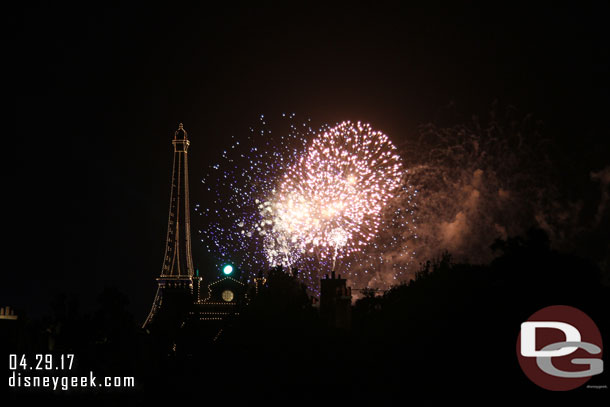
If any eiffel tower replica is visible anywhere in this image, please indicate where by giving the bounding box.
[143,124,252,354]
[143,123,200,332]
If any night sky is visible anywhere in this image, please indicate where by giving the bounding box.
[9,2,610,320]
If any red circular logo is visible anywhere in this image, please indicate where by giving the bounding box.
[516,305,603,391]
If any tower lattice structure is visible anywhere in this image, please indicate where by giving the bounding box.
[144,123,196,329]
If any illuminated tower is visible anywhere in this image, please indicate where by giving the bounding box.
[144,123,195,329]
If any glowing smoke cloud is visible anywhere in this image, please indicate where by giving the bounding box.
[398,107,567,270]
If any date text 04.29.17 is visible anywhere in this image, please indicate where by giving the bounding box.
[9,354,75,371]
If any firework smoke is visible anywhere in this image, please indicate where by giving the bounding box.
[199,107,610,294]
[396,109,556,272]
[392,106,609,285]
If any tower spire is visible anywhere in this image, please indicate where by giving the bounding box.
[175,122,187,139]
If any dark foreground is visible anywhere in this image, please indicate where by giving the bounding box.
[3,230,609,402]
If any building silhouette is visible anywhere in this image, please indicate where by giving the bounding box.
[0,306,22,353]
[185,269,249,346]
[320,271,352,330]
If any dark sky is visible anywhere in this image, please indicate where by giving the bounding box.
[8,2,610,319]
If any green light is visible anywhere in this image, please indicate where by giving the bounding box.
[223,265,233,275]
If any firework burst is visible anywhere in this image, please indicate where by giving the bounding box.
[263,121,404,271]
[198,116,418,294]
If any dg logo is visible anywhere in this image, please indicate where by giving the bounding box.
[517,305,604,391]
